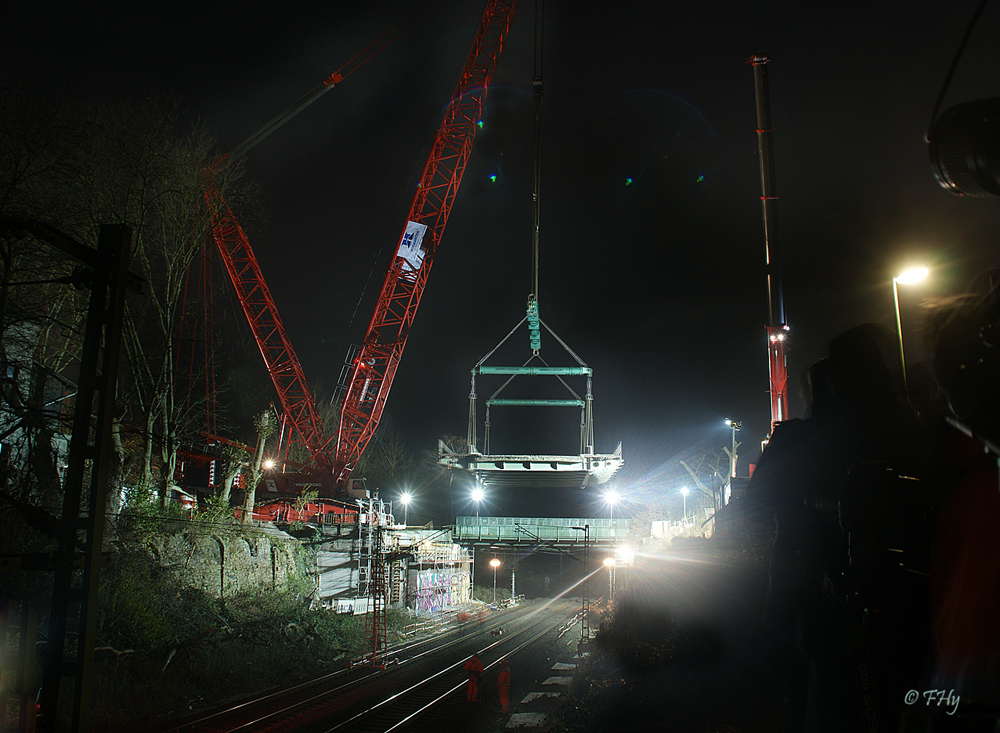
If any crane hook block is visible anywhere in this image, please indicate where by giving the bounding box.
[526,297,542,352]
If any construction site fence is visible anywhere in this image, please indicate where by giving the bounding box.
[320,512,357,526]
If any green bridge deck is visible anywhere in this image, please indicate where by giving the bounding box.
[453,515,627,545]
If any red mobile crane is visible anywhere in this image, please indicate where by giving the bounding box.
[205,0,520,496]
[750,54,789,434]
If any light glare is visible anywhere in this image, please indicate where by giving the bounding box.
[894,267,929,285]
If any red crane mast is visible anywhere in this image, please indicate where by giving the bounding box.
[203,183,334,474]
[204,0,519,494]
[750,54,789,434]
[333,0,519,487]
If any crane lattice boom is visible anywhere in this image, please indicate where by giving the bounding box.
[204,182,333,473]
[333,0,519,488]
[204,1,519,494]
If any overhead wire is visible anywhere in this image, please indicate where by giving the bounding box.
[220,0,454,166]
[926,0,991,142]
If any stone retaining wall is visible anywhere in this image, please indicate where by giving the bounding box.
[147,527,308,599]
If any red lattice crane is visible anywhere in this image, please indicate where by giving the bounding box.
[205,0,519,495]
[334,0,519,487]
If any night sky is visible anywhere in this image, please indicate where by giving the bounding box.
[5,1,1000,520]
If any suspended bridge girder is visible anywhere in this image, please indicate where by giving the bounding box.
[438,442,623,491]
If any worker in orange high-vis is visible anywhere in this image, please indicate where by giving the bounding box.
[464,653,484,702]
[496,658,511,713]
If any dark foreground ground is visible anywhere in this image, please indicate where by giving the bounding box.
[552,538,785,733]
[411,534,785,733]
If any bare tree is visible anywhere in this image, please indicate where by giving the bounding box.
[0,88,253,512]
[680,446,731,513]
[243,408,277,523]
[354,420,418,494]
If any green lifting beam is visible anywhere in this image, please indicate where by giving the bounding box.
[526,297,541,352]
[488,398,585,407]
[476,366,592,376]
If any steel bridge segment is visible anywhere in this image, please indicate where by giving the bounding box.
[453,515,627,547]
[438,443,623,491]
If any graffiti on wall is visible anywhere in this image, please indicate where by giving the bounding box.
[412,569,471,614]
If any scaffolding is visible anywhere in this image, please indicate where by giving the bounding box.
[355,497,392,667]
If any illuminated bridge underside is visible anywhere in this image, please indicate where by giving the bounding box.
[439,442,623,491]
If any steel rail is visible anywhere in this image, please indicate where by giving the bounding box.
[159,608,515,732]
[159,603,549,732]
[324,600,576,733]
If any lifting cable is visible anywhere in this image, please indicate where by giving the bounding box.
[530,0,544,303]
[525,0,544,355]
[221,0,454,165]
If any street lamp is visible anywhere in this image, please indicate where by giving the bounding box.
[725,418,741,478]
[490,558,501,605]
[399,491,411,526]
[893,267,929,393]
[604,489,619,523]
[680,486,689,521]
[571,525,590,643]
[472,486,484,518]
[603,556,616,603]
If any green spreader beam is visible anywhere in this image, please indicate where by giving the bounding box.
[476,366,592,376]
[489,398,583,407]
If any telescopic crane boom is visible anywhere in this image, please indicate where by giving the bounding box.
[750,53,789,433]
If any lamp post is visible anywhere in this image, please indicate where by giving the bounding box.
[399,491,411,526]
[470,487,484,600]
[893,267,929,393]
[681,486,689,522]
[571,525,590,643]
[490,558,501,605]
[603,556,616,604]
[725,418,741,478]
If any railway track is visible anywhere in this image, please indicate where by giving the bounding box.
[161,598,579,733]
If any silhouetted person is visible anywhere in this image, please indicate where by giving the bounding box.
[745,358,848,732]
[827,322,930,477]
[921,294,1000,715]
[746,323,934,731]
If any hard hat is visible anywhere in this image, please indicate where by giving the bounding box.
[501,659,508,666]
